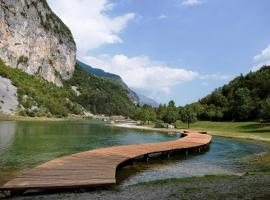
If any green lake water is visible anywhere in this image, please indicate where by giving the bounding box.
[0,120,267,186]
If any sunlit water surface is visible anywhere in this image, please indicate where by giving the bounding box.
[0,120,267,186]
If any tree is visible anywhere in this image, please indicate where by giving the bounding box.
[180,107,197,128]
[157,104,167,121]
[231,88,255,121]
[168,100,176,108]
[260,97,270,122]
[132,105,157,124]
[162,110,178,124]
[145,106,157,124]
[162,100,178,124]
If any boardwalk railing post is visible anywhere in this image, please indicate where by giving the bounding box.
[0,190,11,198]
[144,154,149,163]
[167,152,170,158]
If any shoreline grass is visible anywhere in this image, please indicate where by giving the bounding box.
[113,121,270,142]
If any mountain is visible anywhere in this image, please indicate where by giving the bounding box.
[137,94,159,107]
[0,1,135,117]
[0,1,156,117]
[77,60,121,81]
[76,60,140,104]
[77,60,159,107]
[186,66,270,121]
[66,63,135,116]
[0,0,76,86]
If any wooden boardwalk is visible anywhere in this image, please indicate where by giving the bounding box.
[0,130,211,191]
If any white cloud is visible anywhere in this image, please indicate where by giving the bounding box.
[47,0,135,55]
[82,55,199,96]
[252,44,270,71]
[200,73,230,80]
[181,0,202,6]
[158,14,168,20]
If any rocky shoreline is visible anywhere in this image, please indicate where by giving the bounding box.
[5,173,270,200]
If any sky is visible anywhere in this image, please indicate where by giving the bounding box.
[47,0,270,106]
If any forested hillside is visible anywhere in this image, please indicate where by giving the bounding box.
[76,60,140,105]
[0,59,135,117]
[187,66,270,121]
[66,64,135,116]
[77,60,122,81]
[0,59,82,117]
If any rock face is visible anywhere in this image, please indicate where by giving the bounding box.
[0,0,76,86]
[0,76,18,115]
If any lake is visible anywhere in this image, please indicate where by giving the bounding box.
[0,120,267,186]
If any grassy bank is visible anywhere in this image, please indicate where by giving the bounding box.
[141,121,270,142]
[176,121,270,141]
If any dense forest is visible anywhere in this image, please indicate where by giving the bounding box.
[133,66,270,125]
[194,66,270,121]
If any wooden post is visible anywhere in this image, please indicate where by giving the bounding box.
[185,149,188,157]
[144,154,149,163]
[0,190,11,198]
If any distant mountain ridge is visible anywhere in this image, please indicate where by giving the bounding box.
[137,93,159,108]
[77,60,121,81]
[76,60,159,107]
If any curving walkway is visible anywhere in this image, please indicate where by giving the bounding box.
[0,130,211,191]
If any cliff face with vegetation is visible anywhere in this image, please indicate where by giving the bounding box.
[0,0,137,117]
[0,0,76,86]
[0,59,135,117]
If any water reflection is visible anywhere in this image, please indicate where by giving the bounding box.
[0,120,178,184]
[0,121,16,153]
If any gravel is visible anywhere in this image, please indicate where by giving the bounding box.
[6,174,270,200]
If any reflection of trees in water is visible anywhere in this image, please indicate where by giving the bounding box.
[0,121,16,152]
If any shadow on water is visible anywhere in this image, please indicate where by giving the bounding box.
[115,137,268,186]
[116,145,211,185]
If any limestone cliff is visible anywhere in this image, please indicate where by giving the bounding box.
[0,0,76,86]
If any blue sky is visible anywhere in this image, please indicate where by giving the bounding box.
[48,0,270,106]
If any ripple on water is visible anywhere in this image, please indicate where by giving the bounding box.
[117,137,267,186]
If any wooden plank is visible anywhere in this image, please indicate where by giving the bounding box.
[0,130,212,191]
